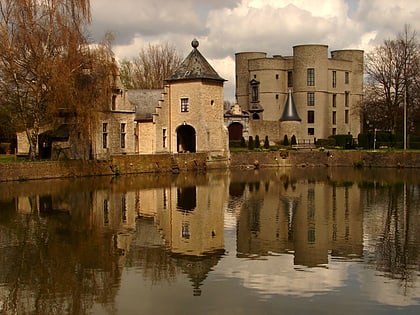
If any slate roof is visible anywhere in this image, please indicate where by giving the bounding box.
[279,90,301,121]
[127,89,163,122]
[39,124,70,140]
[165,39,226,82]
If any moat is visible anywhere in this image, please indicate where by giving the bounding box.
[0,167,419,314]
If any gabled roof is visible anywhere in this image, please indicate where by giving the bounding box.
[127,89,163,122]
[280,90,301,121]
[165,39,226,82]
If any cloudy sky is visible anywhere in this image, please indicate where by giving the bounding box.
[89,0,419,101]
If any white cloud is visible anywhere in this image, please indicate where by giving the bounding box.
[89,0,419,101]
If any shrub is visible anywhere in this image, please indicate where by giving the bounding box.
[331,134,353,149]
[316,138,336,148]
[264,136,269,149]
[248,136,254,150]
[255,135,260,148]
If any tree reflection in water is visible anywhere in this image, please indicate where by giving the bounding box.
[0,168,419,314]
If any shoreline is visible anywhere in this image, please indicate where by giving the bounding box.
[1,150,420,182]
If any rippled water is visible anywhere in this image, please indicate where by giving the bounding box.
[0,167,419,314]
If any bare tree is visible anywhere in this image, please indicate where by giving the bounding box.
[119,43,182,89]
[364,25,419,139]
[0,0,113,159]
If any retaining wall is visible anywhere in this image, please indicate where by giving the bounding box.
[1,151,419,182]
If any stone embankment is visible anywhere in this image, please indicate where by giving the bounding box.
[1,151,419,182]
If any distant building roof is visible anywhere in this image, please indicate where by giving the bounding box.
[280,90,301,121]
[127,89,163,122]
[39,124,70,140]
[165,39,226,82]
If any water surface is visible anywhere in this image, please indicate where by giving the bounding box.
[0,167,419,314]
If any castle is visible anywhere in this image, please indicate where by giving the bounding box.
[228,45,364,145]
[16,41,363,159]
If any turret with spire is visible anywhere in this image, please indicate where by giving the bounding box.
[280,90,301,121]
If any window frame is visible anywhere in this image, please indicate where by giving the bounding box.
[307,110,315,124]
[120,123,126,149]
[307,92,315,106]
[181,98,189,112]
[307,68,315,86]
[287,71,293,87]
[102,122,108,149]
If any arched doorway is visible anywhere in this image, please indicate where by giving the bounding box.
[228,122,243,141]
[177,124,196,153]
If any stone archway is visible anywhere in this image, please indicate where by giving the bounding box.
[176,124,196,153]
[228,122,243,141]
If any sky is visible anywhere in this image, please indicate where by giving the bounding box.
[88,0,419,101]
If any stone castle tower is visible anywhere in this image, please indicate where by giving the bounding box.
[234,44,364,143]
[153,39,229,156]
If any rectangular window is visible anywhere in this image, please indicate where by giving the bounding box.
[162,128,167,148]
[332,94,337,107]
[345,110,349,124]
[181,98,189,112]
[112,95,117,110]
[332,111,336,125]
[345,91,349,107]
[182,222,190,239]
[276,74,279,79]
[332,128,337,135]
[287,71,293,87]
[345,72,349,84]
[251,85,259,102]
[307,68,315,86]
[163,189,167,210]
[102,123,108,149]
[121,194,127,223]
[103,200,109,225]
[307,92,315,106]
[120,123,126,148]
[308,128,315,136]
[307,110,315,124]
[332,71,336,88]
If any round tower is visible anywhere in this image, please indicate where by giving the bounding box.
[293,44,329,141]
[235,52,266,111]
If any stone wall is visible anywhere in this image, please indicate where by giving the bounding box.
[1,151,420,182]
[229,151,420,169]
[0,153,216,182]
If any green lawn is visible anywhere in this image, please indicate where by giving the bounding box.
[0,155,31,163]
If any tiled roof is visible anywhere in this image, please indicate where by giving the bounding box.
[165,39,225,82]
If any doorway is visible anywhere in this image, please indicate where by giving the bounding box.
[176,124,196,153]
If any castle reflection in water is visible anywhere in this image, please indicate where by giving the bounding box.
[1,168,419,313]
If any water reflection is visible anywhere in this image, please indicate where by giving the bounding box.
[235,172,363,267]
[0,168,419,314]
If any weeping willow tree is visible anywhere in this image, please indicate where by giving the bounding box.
[0,0,115,159]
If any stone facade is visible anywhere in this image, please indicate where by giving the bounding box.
[136,40,229,157]
[16,40,229,160]
[232,44,364,144]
